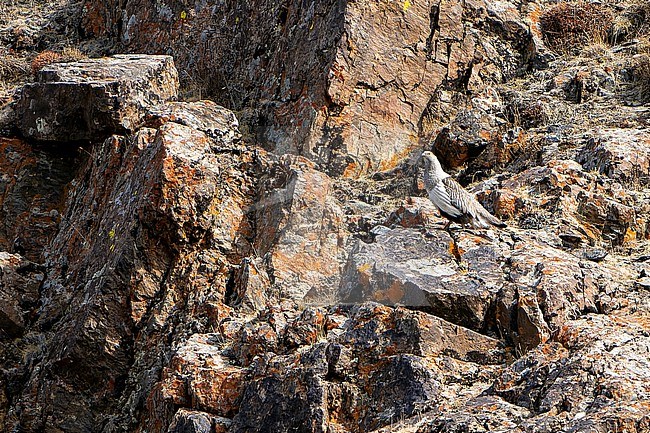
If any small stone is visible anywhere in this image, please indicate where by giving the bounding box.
[369,224,392,237]
[637,277,650,290]
[584,248,608,262]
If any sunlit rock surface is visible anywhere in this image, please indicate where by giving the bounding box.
[0,1,650,432]
[17,54,178,141]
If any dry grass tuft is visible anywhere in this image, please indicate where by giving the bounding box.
[629,53,650,103]
[627,1,650,38]
[30,51,63,74]
[637,36,650,55]
[0,54,30,104]
[540,2,613,53]
[30,47,87,75]
[0,55,30,83]
[506,99,549,129]
[611,1,650,44]
[60,47,86,62]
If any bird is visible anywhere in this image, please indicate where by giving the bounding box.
[420,151,506,229]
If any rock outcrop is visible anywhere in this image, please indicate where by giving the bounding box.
[17,54,178,141]
[1,55,255,432]
[420,314,650,433]
[1,1,650,433]
[80,0,534,175]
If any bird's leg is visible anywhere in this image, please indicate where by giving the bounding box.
[443,220,454,237]
[461,227,475,236]
[446,223,463,263]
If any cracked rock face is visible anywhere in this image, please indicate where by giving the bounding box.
[0,137,78,261]
[254,154,347,303]
[0,253,44,338]
[17,54,178,141]
[1,1,650,433]
[81,0,533,175]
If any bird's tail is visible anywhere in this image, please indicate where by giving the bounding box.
[479,209,507,228]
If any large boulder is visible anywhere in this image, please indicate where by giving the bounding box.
[254,155,347,303]
[339,225,609,353]
[17,54,178,141]
[145,100,241,150]
[339,228,500,332]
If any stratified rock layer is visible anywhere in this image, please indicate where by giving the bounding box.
[17,54,178,141]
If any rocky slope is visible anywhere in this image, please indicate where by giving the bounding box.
[0,0,649,432]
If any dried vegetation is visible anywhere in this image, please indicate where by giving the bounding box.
[540,1,613,53]
[0,0,88,104]
[621,2,650,102]
[630,54,650,103]
[612,1,650,43]
[0,55,30,85]
[30,47,86,74]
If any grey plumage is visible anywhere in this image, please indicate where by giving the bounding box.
[420,151,506,229]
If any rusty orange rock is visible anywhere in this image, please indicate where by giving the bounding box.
[255,154,347,303]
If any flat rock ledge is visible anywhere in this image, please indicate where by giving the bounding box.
[17,54,178,141]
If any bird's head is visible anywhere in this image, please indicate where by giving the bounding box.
[420,151,439,169]
[419,151,448,178]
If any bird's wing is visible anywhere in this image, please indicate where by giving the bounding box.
[443,177,506,227]
[429,179,463,218]
[442,177,480,217]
